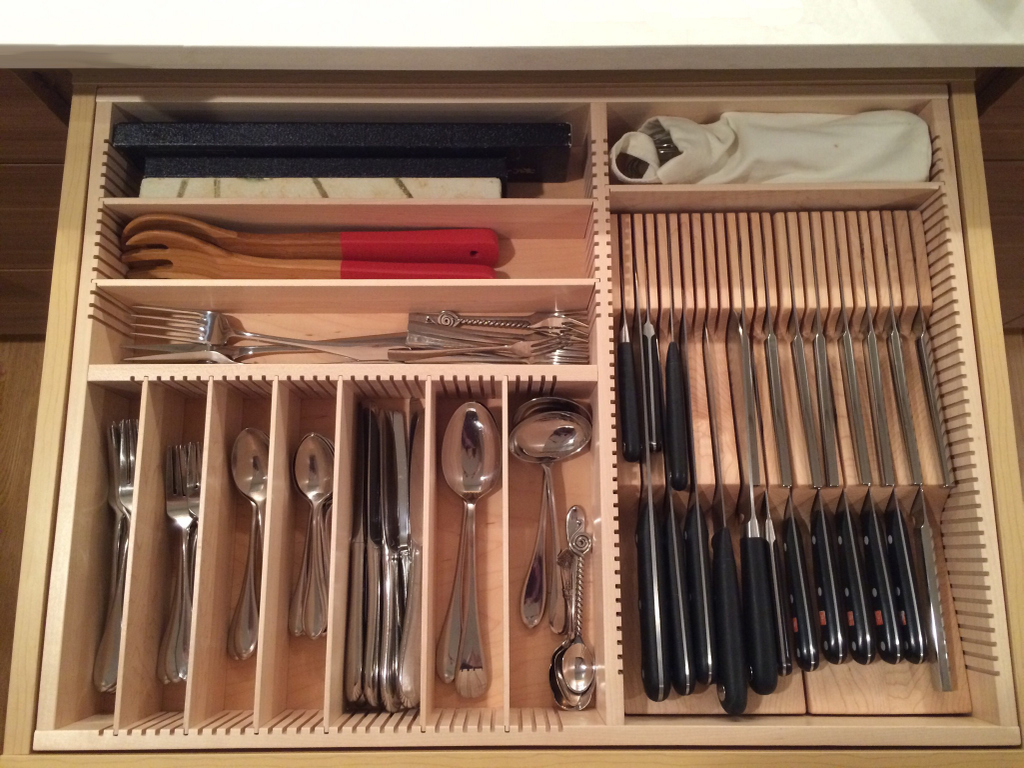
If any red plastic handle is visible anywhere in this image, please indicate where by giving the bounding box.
[337,228,499,266]
[337,261,496,279]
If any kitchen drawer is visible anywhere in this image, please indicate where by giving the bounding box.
[6,71,1023,763]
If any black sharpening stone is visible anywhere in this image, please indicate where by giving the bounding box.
[112,122,572,183]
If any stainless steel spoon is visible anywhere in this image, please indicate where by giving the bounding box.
[551,505,596,710]
[436,402,500,699]
[510,402,592,633]
[291,432,334,639]
[229,428,269,661]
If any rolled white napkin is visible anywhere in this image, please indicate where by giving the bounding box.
[611,110,933,185]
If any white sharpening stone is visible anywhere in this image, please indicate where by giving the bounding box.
[139,177,503,199]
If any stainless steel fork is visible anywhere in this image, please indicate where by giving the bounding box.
[130,306,403,355]
[185,443,203,589]
[158,444,195,684]
[93,418,137,693]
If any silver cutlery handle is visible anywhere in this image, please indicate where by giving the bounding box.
[520,485,548,629]
[289,510,313,637]
[455,501,487,699]
[914,494,952,691]
[888,328,923,485]
[93,517,130,693]
[398,544,421,709]
[159,528,192,684]
[363,540,382,709]
[234,328,405,352]
[436,509,468,684]
[791,333,824,489]
[865,330,895,487]
[812,331,839,488]
[543,463,566,635]
[344,537,366,704]
[303,501,328,639]
[379,551,401,712]
[229,501,261,660]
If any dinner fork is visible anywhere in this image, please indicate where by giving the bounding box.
[94,418,137,693]
[158,444,195,684]
[185,443,203,587]
[129,306,403,355]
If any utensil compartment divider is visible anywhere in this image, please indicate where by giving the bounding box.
[115,379,208,733]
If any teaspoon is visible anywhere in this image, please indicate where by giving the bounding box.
[229,428,269,661]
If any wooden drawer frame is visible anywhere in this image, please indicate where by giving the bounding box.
[4,69,1024,765]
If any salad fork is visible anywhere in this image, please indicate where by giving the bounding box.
[158,444,195,684]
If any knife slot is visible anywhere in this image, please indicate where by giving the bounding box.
[114,380,208,733]
[186,381,270,733]
[253,380,336,730]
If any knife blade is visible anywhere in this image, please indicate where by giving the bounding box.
[362,408,383,709]
[344,407,369,704]
[398,403,424,709]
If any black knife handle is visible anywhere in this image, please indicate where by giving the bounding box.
[642,333,664,453]
[663,500,694,695]
[684,505,714,687]
[664,340,690,491]
[836,506,875,665]
[770,536,794,677]
[616,340,642,463]
[741,535,779,695]
[636,500,668,701]
[885,503,927,664]
[811,502,847,665]
[861,502,902,664]
[784,512,820,672]
[712,528,747,714]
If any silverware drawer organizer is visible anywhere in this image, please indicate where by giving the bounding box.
[32,83,1019,751]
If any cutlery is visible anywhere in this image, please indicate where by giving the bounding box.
[363,411,384,708]
[228,429,268,661]
[418,309,588,332]
[437,402,500,699]
[379,417,401,711]
[614,218,642,463]
[829,214,876,666]
[704,326,747,715]
[907,213,954,691]
[801,218,847,667]
[750,215,795,678]
[290,433,334,639]
[344,409,369,704]
[631,230,669,702]
[122,245,498,280]
[510,400,592,633]
[662,218,690,492]
[158,443,198,684]
[853,212,903,665]
[726,228,777,696]
[94,419,137,693]
[550,505,596,710]
[120,215,500,265]
[635,218,664,455]
[679,281,714,689]
[398,405,424,709]
[877,221,929,668]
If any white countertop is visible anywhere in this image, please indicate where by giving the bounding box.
[1,0,1022,70]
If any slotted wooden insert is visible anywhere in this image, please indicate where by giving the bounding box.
[29,82,1020,752]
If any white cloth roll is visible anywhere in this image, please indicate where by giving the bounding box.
[610,110,933,185]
